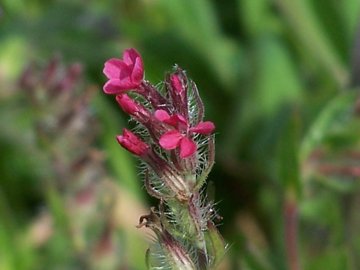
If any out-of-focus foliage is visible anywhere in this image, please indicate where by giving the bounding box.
[0,0,360,269]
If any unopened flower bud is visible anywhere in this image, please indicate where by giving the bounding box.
[117,129,150,156]
[166,70,188,118]
[189,121,215,134]
[116,94,150,122]
[170,73,184,95]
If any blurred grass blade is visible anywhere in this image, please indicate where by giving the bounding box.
[300,91,357,163]
[343,0,360,41]
[277,107,301,197]
[222,37,302,158]
[275,0,348,87]
[239,0,280,36]
[253,38,302,116]
[93,95,143,200]
[154,0,240,90]
[350,22,360,87]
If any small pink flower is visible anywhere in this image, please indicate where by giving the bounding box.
[117,129,149,156]
[155,109,215,158]
[103,48,144,94]
[154,109,187,129]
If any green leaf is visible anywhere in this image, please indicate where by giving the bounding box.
[342,0,360,41]
[205,222,227,269]
[313,175,358,193]
[253,38,302,116]
[239,0,280,36]
[300,91,357,163]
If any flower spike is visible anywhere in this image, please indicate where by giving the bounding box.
[102,48,225,269]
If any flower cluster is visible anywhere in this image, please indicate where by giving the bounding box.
[104,49,214,158]
[103,48,225,269]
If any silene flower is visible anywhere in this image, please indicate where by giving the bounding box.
[103,48,144,94]
[155,109,215,158]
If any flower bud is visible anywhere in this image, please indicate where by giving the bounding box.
[170,73,184,95]
[189,121,215,135]
[116,94,150,121]
[166,69,189,118]
[116,129,149,156]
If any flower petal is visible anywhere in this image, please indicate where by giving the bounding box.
[103,58,127,79]
[170,74,183,94]
[103,79,138,94]
[154,109,171,122]
[190,121,215,135]
[159,130,183,150]
[169,114,187,129]
[155,110,187,129]
[123,48,141,65]
[179,137,196,158]
[116,94,138,114]
[131,55,144,83]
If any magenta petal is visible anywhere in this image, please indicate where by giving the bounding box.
[163,114,187,129]
[171,114,188,127]
[103,58,127,79]
[103,79,126,94]
[103,79,138,94]
[190,121,215,134]
[131,56,144,83]
[170,74,183,94]
[123,48,140,65]
[116,94,137,114]
[179,137,196,158]
[154,109,170,122]
[157,113,187,128]
[159,130,183,150]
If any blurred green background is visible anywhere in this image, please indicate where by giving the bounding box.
[1,0,360,269]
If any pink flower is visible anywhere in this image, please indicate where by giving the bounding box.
[103,48,144,94]
[154,109,187,130]
[155,109,215,158]
[117,129,149,156]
